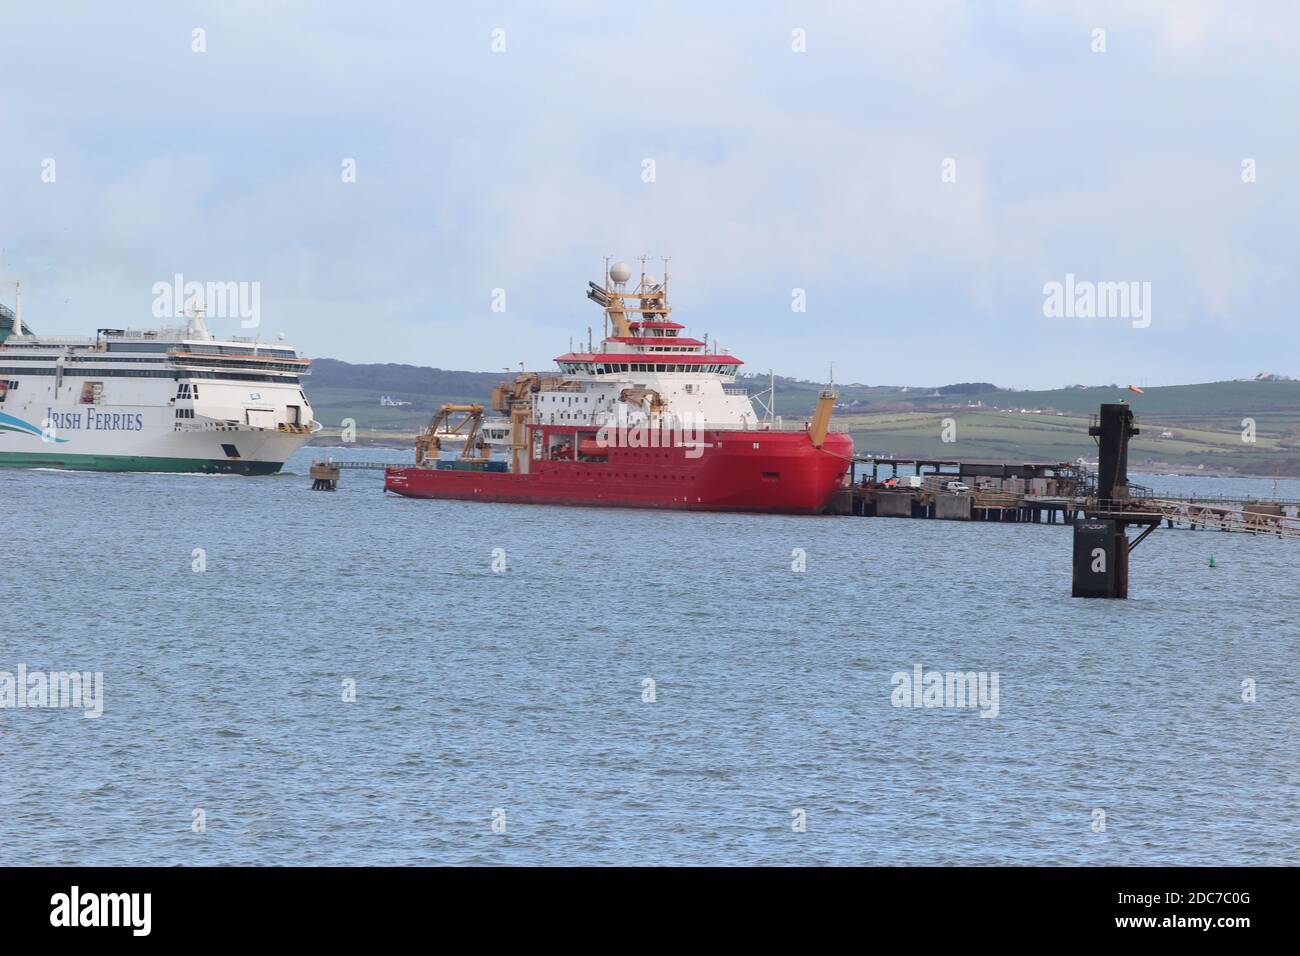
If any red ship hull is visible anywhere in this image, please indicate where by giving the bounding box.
[385,429,853,515]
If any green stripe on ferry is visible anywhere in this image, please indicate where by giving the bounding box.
[0,451,284,475]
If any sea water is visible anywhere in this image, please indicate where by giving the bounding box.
[1,447,1296,865]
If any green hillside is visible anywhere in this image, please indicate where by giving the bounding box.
[302,359,1300,474]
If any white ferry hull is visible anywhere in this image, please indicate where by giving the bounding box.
[1,317,318,474]
[0,404,312,473]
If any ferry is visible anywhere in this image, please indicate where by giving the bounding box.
[0,298,319,474]
[384,261,854,513]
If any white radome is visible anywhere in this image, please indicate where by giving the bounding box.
[609,261,633,284]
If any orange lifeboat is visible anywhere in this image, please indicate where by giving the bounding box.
[578,438,608,459]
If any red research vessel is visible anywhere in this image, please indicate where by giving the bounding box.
[384,260,853,514]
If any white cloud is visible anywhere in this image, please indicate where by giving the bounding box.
[0,1,1296,386]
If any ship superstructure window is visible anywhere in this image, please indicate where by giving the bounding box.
[0,366,299,384]
[106,341,171,353]
[557,360,738,375]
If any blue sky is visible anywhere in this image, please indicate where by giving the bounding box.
[2,1,1297,387]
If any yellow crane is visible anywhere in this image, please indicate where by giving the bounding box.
[414,403,488,466]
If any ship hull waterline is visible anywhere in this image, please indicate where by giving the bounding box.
[0,451,289,475]
[385,430,854,515]
[0,426,313,474]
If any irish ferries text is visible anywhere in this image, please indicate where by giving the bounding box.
[46,407,146,431]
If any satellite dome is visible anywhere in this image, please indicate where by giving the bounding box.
[609,261,633,284]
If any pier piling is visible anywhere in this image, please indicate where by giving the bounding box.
[309,461,341,491]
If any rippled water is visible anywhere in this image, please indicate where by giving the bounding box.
[1,448,1297,865]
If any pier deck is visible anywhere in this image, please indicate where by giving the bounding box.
[834,455,1300,537]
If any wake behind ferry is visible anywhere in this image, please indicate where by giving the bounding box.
[0,297,318,474]
[385,260,854,513]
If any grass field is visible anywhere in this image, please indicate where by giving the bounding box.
[838,408,1300,475]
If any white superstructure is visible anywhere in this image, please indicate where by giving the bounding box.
[538,261,762,432]
[0,309,319,473]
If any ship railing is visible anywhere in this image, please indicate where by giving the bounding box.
[175,421,247,433]
[4,335,97,346]
[104,327,267,345]
[690,420,851,433]
[174,419,314,434]
[527,417,850,434]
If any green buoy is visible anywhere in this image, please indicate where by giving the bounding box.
[1209,555,1217,568]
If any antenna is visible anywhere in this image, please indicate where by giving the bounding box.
[600,257,611,338]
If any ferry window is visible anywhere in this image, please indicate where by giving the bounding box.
[79,381,104,405]
[0,381,7,402]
